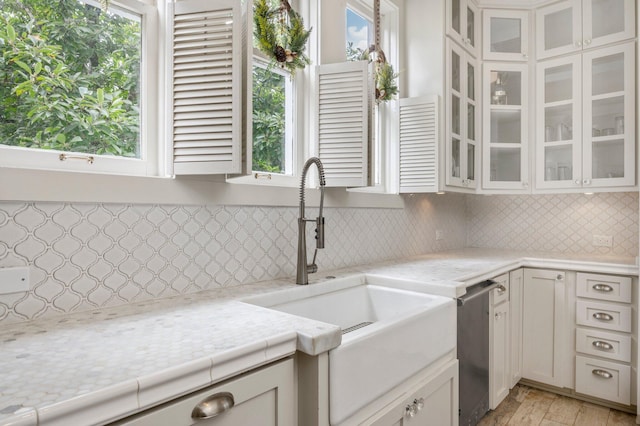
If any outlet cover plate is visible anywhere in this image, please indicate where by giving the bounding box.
[593,235,613,248]
[0,266,30,294]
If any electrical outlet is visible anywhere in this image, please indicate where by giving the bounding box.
[0,266,30,294]
[436,230,444,241]
[592,235,613,248]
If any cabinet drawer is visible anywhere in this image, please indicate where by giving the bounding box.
[114,358,295,426]
[575,300,631,333]
[576,273,632,303]
[575,327,631,363]
[575,355,630,405]
[491,273,509,306]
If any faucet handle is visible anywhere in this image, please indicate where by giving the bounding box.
[315,217,325,249]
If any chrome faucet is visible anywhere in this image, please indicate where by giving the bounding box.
[296,157,326,285]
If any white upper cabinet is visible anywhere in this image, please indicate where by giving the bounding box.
[482,62,529,191]
[536,0,635,60]
[446,40,479,189]
[447,0,480,57]
[536,42,635,190]
[483,9,530,61]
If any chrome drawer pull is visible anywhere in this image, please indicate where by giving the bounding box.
[592,369,613,379]
[496,284,506,294]
[593,283,614,292]
[192,392,234,420]
[593,312,614,321]
[592,340,613,351]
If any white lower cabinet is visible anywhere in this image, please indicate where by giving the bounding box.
[113,358,295,426]
[508,269,523,387]
[574,272,634,405]
[490,273,510,409]
[522,269,567,387]
[367,360,459,426]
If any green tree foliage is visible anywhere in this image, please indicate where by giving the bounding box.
[252,66,285,173]
[0,0,141,157]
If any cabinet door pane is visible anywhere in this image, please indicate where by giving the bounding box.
[590,0,625,39]
[592,53,624,95]
[545,145,573,181]
[544,105,573,142]
[491,111,521,144]
[544,7,573,51]
[490,71,521,105]
[467,63,475,101]
[592,140,624,179]
[452,0,461,35]
[452,51,461,92]
[490,17,521,54]
[490,148,521,181]
[467,142,475,180]
[467,5,475,46]
[467,103,475,140]
[452,138,461,178]
[452,95,461,135]
[544,64,573,103]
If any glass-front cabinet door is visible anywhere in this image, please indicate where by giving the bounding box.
[582,42,635,188]
[483,9,529,61]
[537,0,635,60]
[446,40,478,189]
[447,0,480,57]
[582,0,635,50]
[536,42,635,190]
[483,63,528,190]
[536,55,582,189]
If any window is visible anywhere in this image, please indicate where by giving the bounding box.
[0,0,157,175]
[252,58,294,176]
[344,0,399,191]
[346,6,373,61]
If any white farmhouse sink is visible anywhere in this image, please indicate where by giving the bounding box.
[244,274,456,425]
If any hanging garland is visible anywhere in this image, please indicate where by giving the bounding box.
[371,0,398,103]
[254,0,312,73]
[373,51,398,103]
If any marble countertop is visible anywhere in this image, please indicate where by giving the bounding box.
[0,249,637,425]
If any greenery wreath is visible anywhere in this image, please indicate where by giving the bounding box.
[254,0,312,73]
[373,52,398,103]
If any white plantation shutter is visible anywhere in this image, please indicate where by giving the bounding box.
[399,96,439,193]
[315,61,369,187]
[171,0,242,175]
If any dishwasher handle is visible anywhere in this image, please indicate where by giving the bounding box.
[457,280,499,306]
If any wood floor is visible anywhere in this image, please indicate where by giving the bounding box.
[478,384,637,426]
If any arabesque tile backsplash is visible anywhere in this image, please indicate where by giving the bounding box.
[0,191,637,324]
[0,194,466,324]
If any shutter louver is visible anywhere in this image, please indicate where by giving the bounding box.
[171,0,241,175]
[399,96,439,193]
[316,61,369,187]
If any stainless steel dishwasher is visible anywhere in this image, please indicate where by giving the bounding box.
[457,280,500,426]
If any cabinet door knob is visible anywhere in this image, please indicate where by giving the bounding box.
[522,53,528,59]
[593,312,614,321]
[583,179,591,185]
[574,180,581,185]
[593,283,614,292]
[414,398,425,410]
[191,392,235,420]
[592,340,614,351]
[592,369,613,379]
[575,40,582,47]
[405,403,418,418]
[497,284,507,294]
[584,39,592,46]
[556,274,564,280]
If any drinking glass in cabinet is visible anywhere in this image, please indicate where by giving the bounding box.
[545,146,572,181]
[452,139,461,178]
